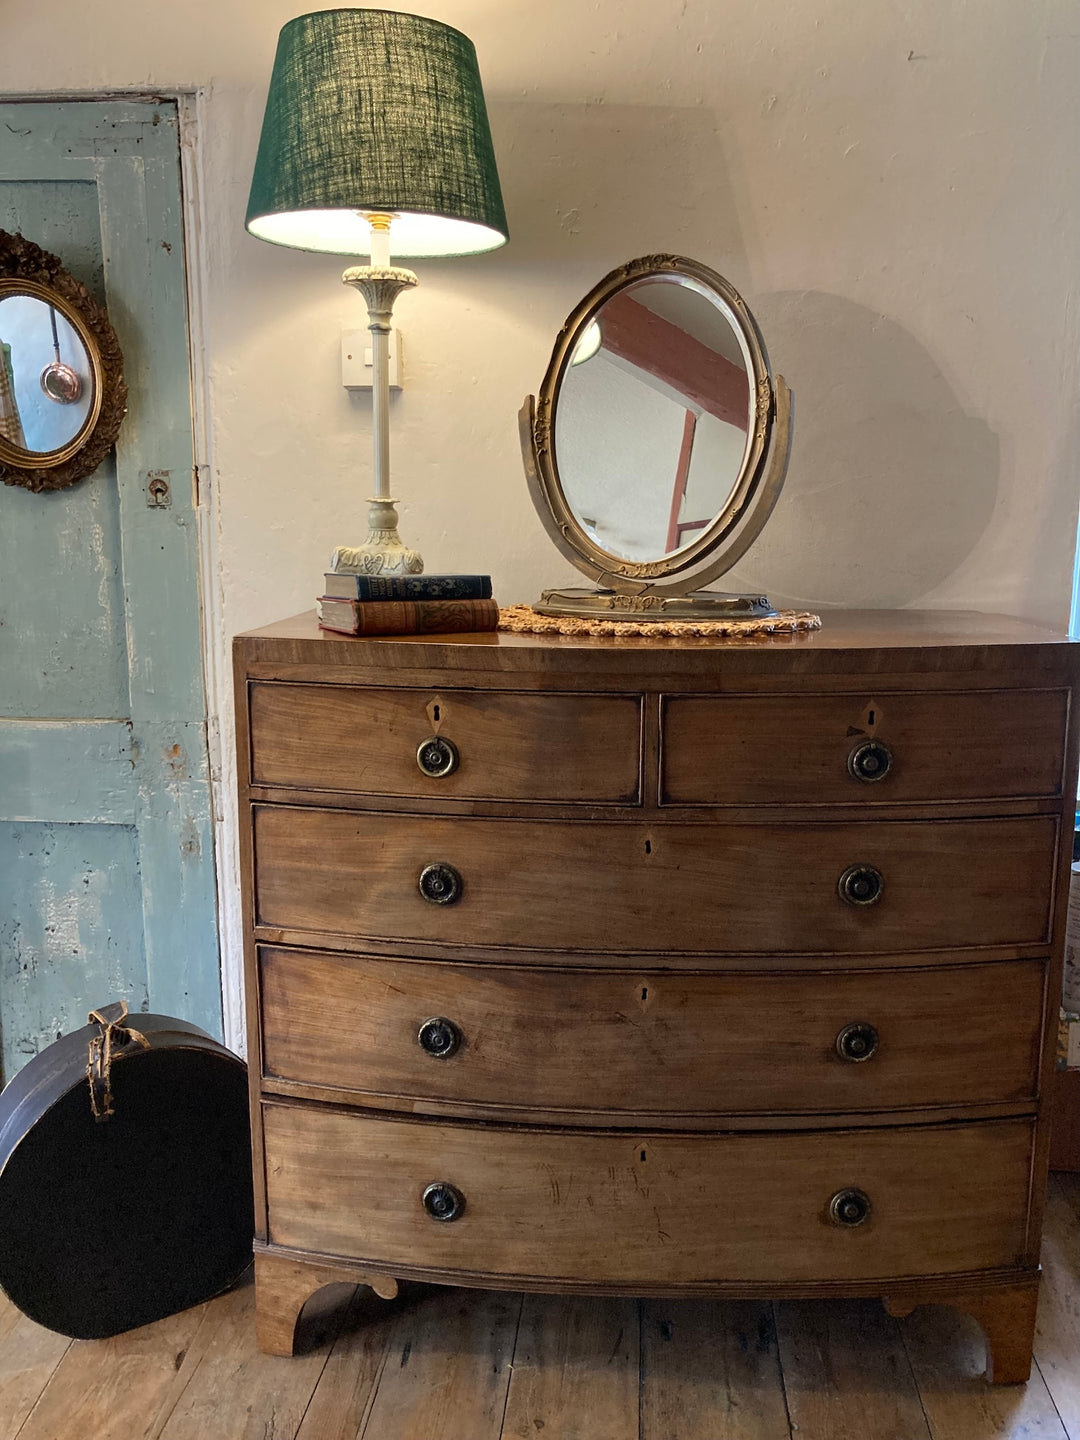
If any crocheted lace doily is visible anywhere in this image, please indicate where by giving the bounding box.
[497,605,822,638]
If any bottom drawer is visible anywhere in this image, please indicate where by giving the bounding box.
[263,1105,1033,1286]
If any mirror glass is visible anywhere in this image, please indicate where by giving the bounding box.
[0,289,96,456]
[554,275,753,563]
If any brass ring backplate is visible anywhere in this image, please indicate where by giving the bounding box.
[417,736,459,778]
[835,1021,880,1062]
[838,864,884,907]
[422,1181,466,1222]
[417,1016,462,1058]
[418,862,463,906]
[829,1188,872,1227]
[848,739,893,784]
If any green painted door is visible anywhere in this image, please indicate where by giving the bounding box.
[0,100,220,1081]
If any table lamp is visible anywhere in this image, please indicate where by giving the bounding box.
[245,8,508,575]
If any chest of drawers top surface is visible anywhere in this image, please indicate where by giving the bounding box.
[235,608,1078,679]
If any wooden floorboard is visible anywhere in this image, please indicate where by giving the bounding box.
[0,1293,69,1440]
[1035,1173,1080,1440]
[357,1285,520,1440]
[774,1296,933,1440]
[640,1298,790,1440]
[500,1293,638,1440]
[0,1174,1076,1440]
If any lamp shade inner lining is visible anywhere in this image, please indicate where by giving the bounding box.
[246,208,506,258]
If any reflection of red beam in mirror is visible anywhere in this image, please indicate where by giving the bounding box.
[666,410,697,553]
[599,294,750,431]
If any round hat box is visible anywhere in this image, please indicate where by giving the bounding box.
[0,1004,254,1338]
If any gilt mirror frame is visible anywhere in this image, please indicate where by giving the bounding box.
[520,253,792,597]
[0,230,127,493]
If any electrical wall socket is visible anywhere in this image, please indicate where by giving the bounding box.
[342,328,402,390]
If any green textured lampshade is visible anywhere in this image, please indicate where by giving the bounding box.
[245,8,508,258]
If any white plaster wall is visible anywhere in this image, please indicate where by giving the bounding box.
[3,0,1078,1039]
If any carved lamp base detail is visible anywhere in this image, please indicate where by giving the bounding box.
[330,498,423,576]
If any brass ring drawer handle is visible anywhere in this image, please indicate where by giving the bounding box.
[418,862,463,906]
[835,1022,879,1062]
[417,1016,462,1058]
[829,1188,871,1227]
[848,739,893,783]
[838,864,884,907]
[417,736,459,778]
[422,1181,466,1222]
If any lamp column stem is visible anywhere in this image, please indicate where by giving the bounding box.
[333,227,420,576]
[369,295,392,504]
[368,215,392,503]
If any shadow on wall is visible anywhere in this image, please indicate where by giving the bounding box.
[725,291,1000,610]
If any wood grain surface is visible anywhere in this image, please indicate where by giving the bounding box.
[249,682,643,803]
[259,947,1045,1120]
[253,807,1057,955]
[500,1293,639,1440]
[660,688,1069,805]
[640,1299,791,1440]
[263,1105,1035,1285]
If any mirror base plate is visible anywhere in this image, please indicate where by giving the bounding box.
[535,588,777,621]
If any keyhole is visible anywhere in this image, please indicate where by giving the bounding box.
[640,1150,647,1162]
[433,704,440,722]
[644,839,652,855]
[867,708,875,727]
[641,986,648,1001]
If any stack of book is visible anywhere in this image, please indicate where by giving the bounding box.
[316,572,498,636]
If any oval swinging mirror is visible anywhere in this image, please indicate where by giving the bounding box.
[0,231,127,493]
[520,254,792,619]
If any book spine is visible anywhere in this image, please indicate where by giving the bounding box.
[326,574,493,601]
[352,598,499,634]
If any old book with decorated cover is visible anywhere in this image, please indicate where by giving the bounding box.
[317,596,499,636]
[321,572,493,601]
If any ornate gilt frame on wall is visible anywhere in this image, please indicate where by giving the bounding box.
[0,230,127,493]
[519,254,792,617]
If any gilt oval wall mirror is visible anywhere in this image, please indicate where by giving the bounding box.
[0,231,127,493]
[520,254,792,619]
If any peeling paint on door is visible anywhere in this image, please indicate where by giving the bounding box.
[0,101,221,1081]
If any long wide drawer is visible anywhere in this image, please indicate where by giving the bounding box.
[248,683,643,803]
[263,1106,1034,1284]
[661,689,1069,806]
[259,947,1045,1119]
[252,808,1057,955]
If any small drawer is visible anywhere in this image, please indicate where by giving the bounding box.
[253,808,1057,956]
[263,1106,1034,1285]
[259,948,1044,1119]
[249,683,642,804]
[660,689,1069,806]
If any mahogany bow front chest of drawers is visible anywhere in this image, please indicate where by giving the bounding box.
[234,609,1079,1381]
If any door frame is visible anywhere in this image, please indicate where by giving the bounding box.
[0,87,243,1053]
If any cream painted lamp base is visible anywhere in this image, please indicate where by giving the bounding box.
[332,243,423,577]
[330,498,423,576]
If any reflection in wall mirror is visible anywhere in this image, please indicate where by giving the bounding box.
[0,231,127,494]
[0,294,93,453]
[520,255,792,619]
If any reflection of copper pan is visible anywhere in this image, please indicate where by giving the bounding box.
[40,362,83,404]
[40,304,83,404]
